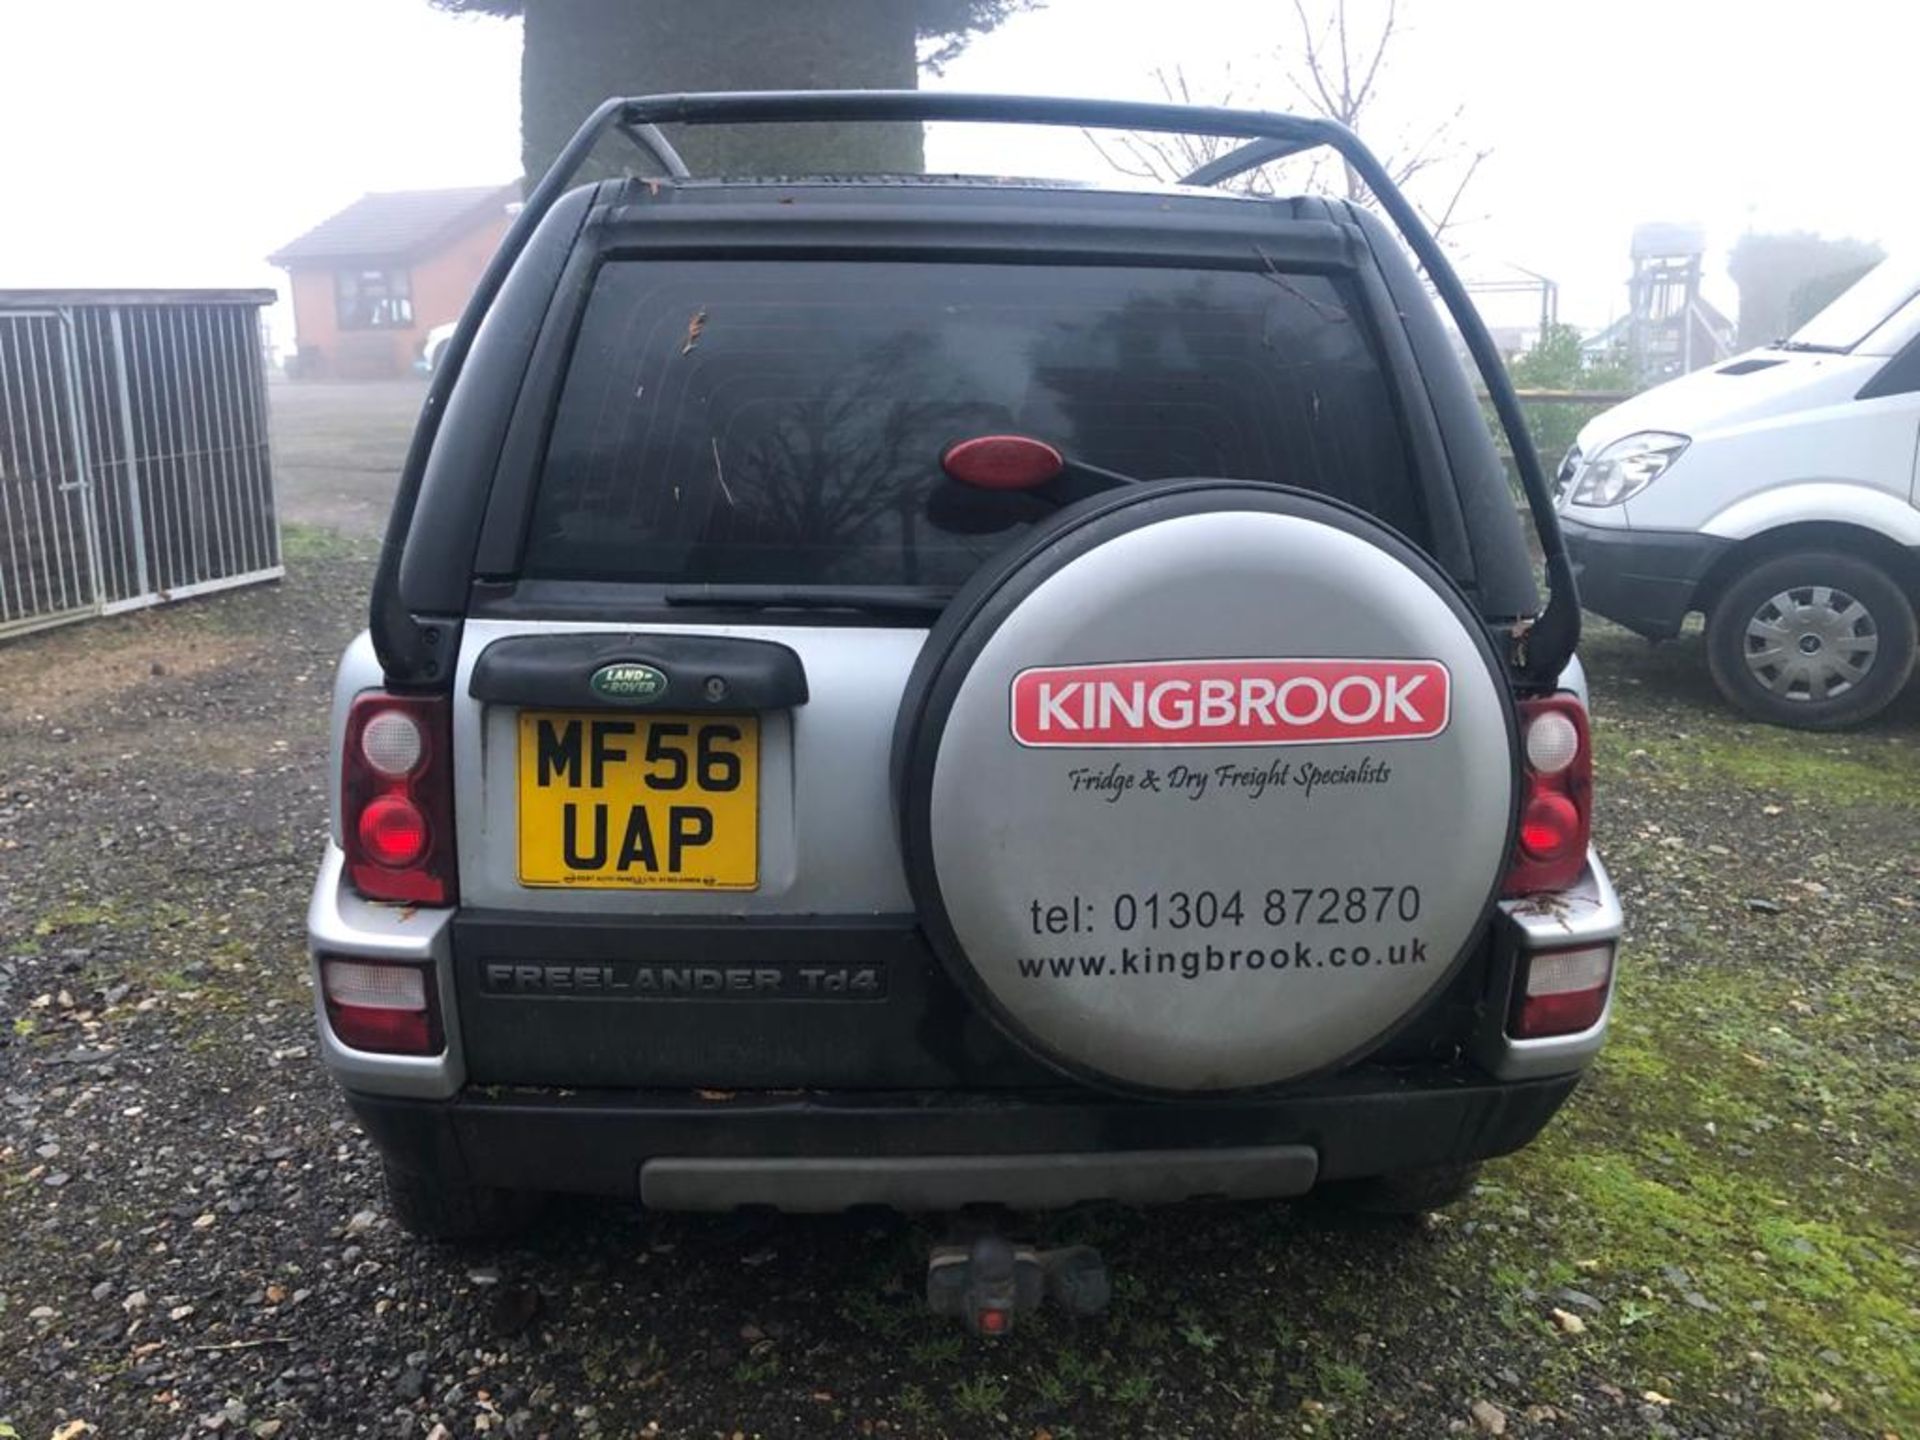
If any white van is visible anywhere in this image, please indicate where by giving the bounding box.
[1559,257,1920,728]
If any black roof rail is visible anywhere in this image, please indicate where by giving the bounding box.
[370,91,1576,689]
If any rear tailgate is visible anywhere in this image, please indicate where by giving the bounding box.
[443,244,1452,1090]
[449,617,1052,1087]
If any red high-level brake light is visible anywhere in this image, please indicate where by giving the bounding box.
[941,435,1065,491]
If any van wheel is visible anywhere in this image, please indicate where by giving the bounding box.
[1706,552,1916,730]
[1309,1162,1480,1217]
[381,1161,546,1241]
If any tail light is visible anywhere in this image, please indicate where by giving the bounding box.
[1510,943,1613,1039]
[1502,696,1591,897]
[342,693,457,904]
[321,957,441,1055]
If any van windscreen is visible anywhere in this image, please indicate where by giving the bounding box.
[524,259,1423,587]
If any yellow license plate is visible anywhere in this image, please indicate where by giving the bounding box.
[517,711,759,889]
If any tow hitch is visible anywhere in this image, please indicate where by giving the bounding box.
[925,1232,1110,1335]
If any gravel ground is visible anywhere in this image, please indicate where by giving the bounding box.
[0,531,1914,1439]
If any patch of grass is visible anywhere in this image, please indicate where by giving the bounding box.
[894,1383,932,1422]
[1499,949,1920,1432]
[906,1334,963,1367]
[950,1372,1008,1418]
[1176,1307,1222,1353]
[1030,1367,1070,1407]
[30,899,118,937]
[278,522,371,563]
[1593,717,1920,811]
[1108,1370,1154,1406]
[729,1351,781,1386]
[838,1286,908,1338]
[1053,1344,1109,1392]
[1309,1355,1370,1403]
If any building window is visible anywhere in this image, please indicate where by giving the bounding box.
[336,269,413,330]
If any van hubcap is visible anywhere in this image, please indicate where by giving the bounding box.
[1743,585,1878,702]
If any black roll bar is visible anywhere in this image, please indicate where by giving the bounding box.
[370,91,1576,687]
[1179,137,1313,188]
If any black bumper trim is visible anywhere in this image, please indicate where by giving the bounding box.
[641,1146,1320,1211]
[1561,517,1731,640]
[347,1072,1580,1207]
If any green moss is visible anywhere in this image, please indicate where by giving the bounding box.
[30,900,119,937]
[278,522,371,563]
[1498,950,1920,1432]
[1592,716,1920,811]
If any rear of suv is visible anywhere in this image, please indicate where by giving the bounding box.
[308,93,1621,1237]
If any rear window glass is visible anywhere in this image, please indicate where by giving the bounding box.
[525,260,1423,587]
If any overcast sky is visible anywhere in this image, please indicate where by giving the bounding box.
[2,0,1912,345]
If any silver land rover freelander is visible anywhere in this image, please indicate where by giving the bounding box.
[307,93,1621,1268]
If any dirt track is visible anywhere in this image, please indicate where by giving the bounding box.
[269,380,427,539]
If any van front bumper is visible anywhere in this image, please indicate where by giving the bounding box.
[1561,517,1730,640]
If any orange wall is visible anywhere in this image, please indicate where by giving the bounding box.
[283,210,511,380]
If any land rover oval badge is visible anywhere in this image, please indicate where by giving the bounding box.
[590,661,668,703]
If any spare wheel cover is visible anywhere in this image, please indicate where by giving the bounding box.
[896,483,1517,1094]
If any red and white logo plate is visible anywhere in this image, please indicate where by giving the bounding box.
[1010,658,1451,748]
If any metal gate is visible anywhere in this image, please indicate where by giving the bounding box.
[0,289,281,640]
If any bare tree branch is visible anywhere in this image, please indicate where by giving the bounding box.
[1350,0,1395,114]
[1420,145,1489,241]
[1291,0,1344,120]
[1081,128,1162,183]
[1086,2,1486,242]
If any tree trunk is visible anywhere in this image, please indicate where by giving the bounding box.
[519,0,925,182]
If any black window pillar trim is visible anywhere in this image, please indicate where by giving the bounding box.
[369,91,1576,689]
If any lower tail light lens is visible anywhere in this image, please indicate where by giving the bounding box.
[1504,697,1593,896]
[321,958,441,1056]
[357,795,429,867]
[1518,794,1581,860]
[1511,943,1614,1039]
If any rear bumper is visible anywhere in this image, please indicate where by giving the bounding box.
[1561,517,1730,639]
[308,846,1624,1098]
[348,1070,1580,1209]
[311,847,1619,1208]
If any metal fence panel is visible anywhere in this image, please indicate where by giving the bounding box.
[0,291,280,640]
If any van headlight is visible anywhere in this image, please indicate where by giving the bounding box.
[1568,432,1689,507]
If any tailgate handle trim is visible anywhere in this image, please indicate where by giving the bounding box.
[469,633,808,711]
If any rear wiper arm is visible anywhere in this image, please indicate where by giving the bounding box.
[662,583,952,614]
[1770,339,1846,353]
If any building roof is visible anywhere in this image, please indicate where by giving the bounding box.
[0,288,276,309]
[268,185,518,267]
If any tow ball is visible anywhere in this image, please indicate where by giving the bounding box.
[925,1234,1110,1335]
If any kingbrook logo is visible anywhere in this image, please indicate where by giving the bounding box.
[1010,658,1450,748]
